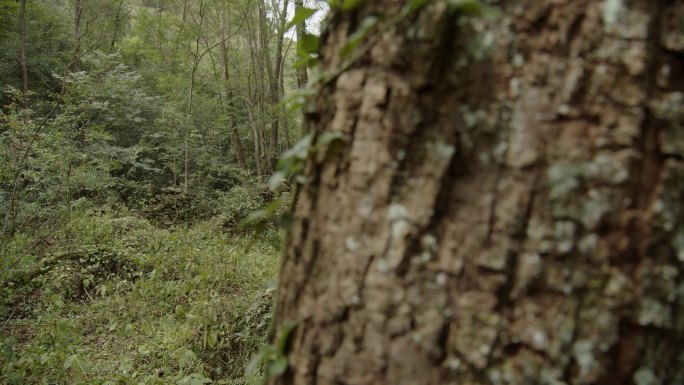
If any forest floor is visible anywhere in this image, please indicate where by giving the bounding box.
[0,208,280,385]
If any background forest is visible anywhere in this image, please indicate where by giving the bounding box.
[0,0,323,383]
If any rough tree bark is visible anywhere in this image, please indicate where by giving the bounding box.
[270,1,684,384]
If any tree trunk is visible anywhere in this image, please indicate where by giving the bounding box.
[270,1,684,385]
[68,0,82,72]
[247,8,271,175]
[280,58,290,150]
[269,0,289,162]
[184,0,206,193]
[258,0,276,173]
[219,7,247,169]
[110,0,125,50]
[18,0,28,107]
[294,0,308,89]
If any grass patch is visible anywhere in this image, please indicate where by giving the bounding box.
[1,208,280,384]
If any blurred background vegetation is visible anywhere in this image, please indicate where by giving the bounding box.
[0,0,323,383]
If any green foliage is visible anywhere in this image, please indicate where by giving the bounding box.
[215,185,270,229]
[286,7,317,31]
[0,0,71,106]
[269,130,347,191]
[0,0,304,382]
[1,210,279,384]
[245,321,297,378]
[340,16,378,57]
[58,52,163,146]
[341,0,364,11]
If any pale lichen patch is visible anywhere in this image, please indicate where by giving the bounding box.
[601,0,625,31]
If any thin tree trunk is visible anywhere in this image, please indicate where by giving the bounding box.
[18,0,28,107]
[258,1,274,173]
[219,7,247,169]
[246,10,269,176]
[184,0,206,193]
[245,102,263,177]
[281,37,293,150]
[110,0,125,50]
[268,0,289,163]
[280,62,289,150]
[68,0,82,72]
[293,0,307,89]
[157,0,164,52]
[176,0,190,52]
[270,1,684,385]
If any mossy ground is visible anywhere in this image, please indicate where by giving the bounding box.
[0,208,280,384]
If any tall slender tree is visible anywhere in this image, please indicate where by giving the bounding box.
[269,0,289,162]
[68,0,83,72]
[293,0,307,90]
[219,5,247,169]
[18,0,28,107]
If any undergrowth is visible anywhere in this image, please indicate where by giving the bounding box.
[0,207,280,384]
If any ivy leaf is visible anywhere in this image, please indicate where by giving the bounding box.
[286,7,317,31]
[408,0,430,11]
[298,33,320,55]
[447,0,490,16]
[314,132,346,149]
[239,198,284,229]
[341,0,363,11]
[292,54,318,70]
[278,132,314,169]
[266,355,289,376]
[269,171,287,191]
[276,321,299,352]
[245,350,267,376]
[340,16,378,57]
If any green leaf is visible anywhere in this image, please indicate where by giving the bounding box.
[276,321,298,352]
[76,357,91,372]
[207,331,217,348]
[178,349,196,368]
[63,354,77,370]
[341,16,378,57]
[269,171,287,190]
[293,54,319,70]
[281,87,316,112]
[298,33,320,55]
[278,132,314,170]
[3,342,13,362]
[314,132,347,150]
[266,355,289,377]
[286,7,317,31]
[447,0,484,15]
[245,350,267,376]
[408,0,430,12]
[238,198,282,229]
[341,0,363,11]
